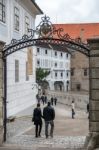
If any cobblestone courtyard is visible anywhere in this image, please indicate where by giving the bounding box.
[3,103,89,149]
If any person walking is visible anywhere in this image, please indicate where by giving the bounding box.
[54,97,57,106]
[51,96,54,105]
[36,94,41,103]
[32,103,43,137]
[43,102,55,138]
[71,100,75,119]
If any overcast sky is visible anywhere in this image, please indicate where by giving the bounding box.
[35,0,99,25]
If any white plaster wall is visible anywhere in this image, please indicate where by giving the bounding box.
[7,47,37,117]
[0,0,38,117]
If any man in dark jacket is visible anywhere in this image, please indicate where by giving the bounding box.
[43,102,55,138]
[32,103,42,137]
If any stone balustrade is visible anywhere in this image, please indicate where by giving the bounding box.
[46,90,89,110]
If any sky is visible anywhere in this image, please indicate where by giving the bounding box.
[35,0,99,25]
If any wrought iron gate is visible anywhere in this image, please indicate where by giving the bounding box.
[2,15,90,141]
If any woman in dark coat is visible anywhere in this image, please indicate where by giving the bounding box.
[32,103,43,137]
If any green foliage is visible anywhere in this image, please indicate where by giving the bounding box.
[36,68,50,84]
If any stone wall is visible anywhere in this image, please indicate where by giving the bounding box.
[86,38,99,150]
[46,90,89,110]
[0,42,4,145]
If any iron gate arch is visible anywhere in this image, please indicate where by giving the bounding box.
[3,15,90,58]
[2,15,90,141]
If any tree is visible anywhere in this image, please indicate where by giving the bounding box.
[36,68,50,85]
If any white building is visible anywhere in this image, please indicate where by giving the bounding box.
[36,46,71,92]
[0,0,43,117]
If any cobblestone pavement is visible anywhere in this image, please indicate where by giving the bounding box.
[5,135,86,149]
[4,103,88,149]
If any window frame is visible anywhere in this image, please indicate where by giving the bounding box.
[66,53,68,58]
[84,68,88,76]
[14,6,20,31]
[67,72,68,77]
[55,62,57,67]
[0,0,6,23]
[55,72,57,77]
[45,49,48,55]
[37,47,40,53]
[25,15,30,34]
[61,72,63,77]
[55,51,57,56]
[37,60,40,66]
[71,68,74,76]
[60,52,63,57]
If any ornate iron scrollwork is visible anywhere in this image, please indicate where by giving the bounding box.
[36,15,55,38]
[3,15,90,58]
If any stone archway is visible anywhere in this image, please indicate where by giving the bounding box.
[0,16,99,149]
[54,81,64,91]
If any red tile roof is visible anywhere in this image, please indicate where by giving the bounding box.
[54,23,99,42]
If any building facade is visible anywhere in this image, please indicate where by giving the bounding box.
[0,0,42,117]
[54,23,99,92]
[71,51,89,91]
[36,46,71,92]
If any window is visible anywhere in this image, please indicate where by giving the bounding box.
[55,51,57,56]
[76,84,81,91]
[45,49,47,54]
[15,60,19,82]
[37,48,40,53]
[67,72,68,77]
[66,53,68,58]
[84,68,88,76]
[55,62,57,67]
[60,52,63,57]
[26,62,29,81]
[37,60,40,66]
[0,0,6,23]
[14,7,19,31]
[55,72,57,77]
[61,72,63,77]
[25,16,29,34]
[71,68,74,76]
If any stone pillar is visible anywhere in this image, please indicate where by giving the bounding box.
[0,42,4,145]
[86,38,99,150]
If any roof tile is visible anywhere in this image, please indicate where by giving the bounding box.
[54,23,99,42]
